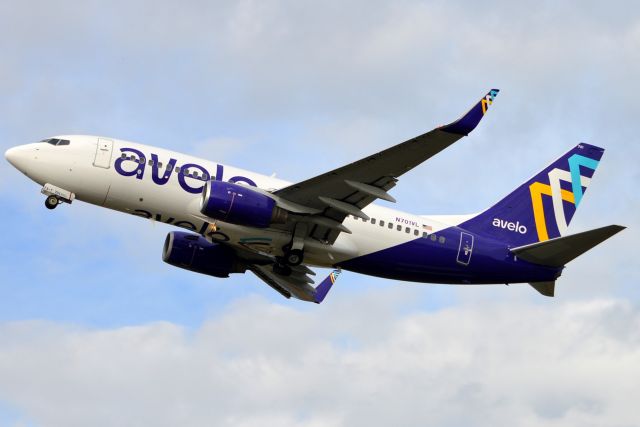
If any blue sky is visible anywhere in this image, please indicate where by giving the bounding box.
[0,1,638,426]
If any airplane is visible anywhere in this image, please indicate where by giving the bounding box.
[4,89,625,303]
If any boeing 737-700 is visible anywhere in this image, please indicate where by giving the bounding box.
[4,90,624,302]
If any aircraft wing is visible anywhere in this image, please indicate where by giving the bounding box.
[249,264,341,303]
[275,89,499,243]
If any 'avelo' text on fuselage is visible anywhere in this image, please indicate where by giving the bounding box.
[115,147,258,194]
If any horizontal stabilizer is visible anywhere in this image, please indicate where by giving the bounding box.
[511,225,625,267]
[529,281,555,297]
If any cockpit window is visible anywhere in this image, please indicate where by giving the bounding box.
[40,138,70,146]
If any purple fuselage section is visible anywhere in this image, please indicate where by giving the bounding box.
[339,226,561,285]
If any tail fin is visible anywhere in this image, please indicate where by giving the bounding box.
[460,143,604,246]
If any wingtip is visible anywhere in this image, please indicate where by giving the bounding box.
[313,269,341,304]
[440,88,500,136]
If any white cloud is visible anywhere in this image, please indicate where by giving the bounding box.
[0,297,638,427]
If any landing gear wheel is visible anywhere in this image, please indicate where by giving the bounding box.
[45,195,59,210]
[285,249,304,266]
[273,262,292,276]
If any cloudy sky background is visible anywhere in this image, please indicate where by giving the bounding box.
[0,1,638,426]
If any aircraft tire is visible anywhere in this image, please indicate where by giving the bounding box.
[273,262,292,276]
[285,249,304,266]
[45,195,59,210]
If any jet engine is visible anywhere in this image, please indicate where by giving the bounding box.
[162,231,242,277]
[200,180,287,228]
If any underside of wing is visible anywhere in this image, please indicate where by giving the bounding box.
[249,264,341,304]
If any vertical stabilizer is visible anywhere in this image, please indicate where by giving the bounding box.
[460,144,604,246]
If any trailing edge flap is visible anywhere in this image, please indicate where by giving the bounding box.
[511,225,625,267]
[529,281,555,297]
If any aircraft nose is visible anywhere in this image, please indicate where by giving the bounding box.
[5,146,20,167]
[5,145,33,173]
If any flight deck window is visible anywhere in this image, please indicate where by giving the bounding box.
[56,139,70,146]
[46,139,59,145]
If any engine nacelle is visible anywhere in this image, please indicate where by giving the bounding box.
[162,231,240,278]
[200,180,287,228]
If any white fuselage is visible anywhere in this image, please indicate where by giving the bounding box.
[8,135,464,268]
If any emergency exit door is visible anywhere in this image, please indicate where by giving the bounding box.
[456,232,474,266]
[93,138,114,169]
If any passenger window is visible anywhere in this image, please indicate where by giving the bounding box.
[148,159,154,166]
[397,225,402,231]
[175,167,181,174]
[139,158,145,164]
[193,171,200,178]
[167,164,173,171]
[380,220,385,227]
[422,232,428,238]
[439,236,446,244]
[202,173,208,180]
[431,234,437,241]
[414,229,419,236]
[121,153,127,159]
[405,227,410,233]
[388,223,393,229]
[371,218,376,225]
[157,162,163,169]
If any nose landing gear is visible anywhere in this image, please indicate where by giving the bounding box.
[41,183,75,211]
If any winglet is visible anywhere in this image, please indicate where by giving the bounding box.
[313,269,341,304]
[440,89,500,136]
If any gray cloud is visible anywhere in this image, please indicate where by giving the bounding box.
[0,297,638,427]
